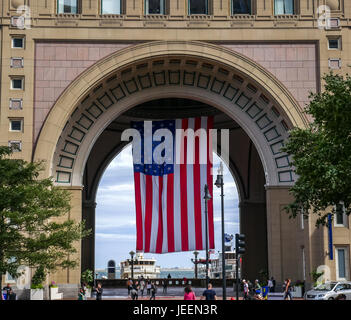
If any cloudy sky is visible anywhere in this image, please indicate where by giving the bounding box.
[95,144,240,269]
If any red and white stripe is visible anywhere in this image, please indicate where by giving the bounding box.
[133,116,214,253]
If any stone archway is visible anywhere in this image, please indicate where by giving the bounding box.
[33,41,308,284]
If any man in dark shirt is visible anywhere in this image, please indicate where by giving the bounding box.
[2,284,12,300]
[95,283,103,300]
[201,283,217,300]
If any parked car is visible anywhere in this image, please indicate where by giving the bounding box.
[304,281,351,300]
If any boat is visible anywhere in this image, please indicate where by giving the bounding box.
[198,245,240,279]
[120,252,161,279]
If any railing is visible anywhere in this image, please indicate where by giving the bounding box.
[98,278,237,288]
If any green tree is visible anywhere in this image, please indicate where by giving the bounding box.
[282,73,351,226]
[0,146,90,293]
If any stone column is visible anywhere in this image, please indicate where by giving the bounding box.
[266,186,304,284]
[81,200,97,274]
[239,200,268,281]
[48,187,83,286]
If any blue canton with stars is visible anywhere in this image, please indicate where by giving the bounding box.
[131,120,175,176]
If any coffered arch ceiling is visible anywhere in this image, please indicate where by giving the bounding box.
[33,41,307,187]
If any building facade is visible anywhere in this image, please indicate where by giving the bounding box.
[0,0,350,292]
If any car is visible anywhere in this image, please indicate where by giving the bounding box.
[304,281,351,300]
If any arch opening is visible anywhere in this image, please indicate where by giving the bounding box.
[83,97,267,281]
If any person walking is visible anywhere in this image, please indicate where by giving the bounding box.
[242,279,249,300]
[201,283,217,300]
[271,277,276,293]
[283,279,293,300]
[78,287,86,300]
[94,282,103,300]
[131,281,139,300]
[268,278,273,293]
[254,279,263,300]
[162,280,168,294]
[150,282,157,300]
[140,279,145,297]
[2,284,12,300]
[147,280,152,296]
[127,278,133,296]
[184,285,196,300]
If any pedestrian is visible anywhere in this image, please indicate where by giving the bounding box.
[131,281,139,300]
[78,287,85,300]
[268,278,273,293]
[201,283,217,300]
[283,279,293,300]
[127,278,133,296]
[2,284,12,300]
[140,279,145,297]
[150,282,157,300]
[162,279,168,294]
[254,279,263,300]
[82,282,89,300]
[271,277,276,293]
[94,282,103,300]
[167,273,172,279]
[242,279,249,300]
[147,281,152,295]
[184,285,196,300]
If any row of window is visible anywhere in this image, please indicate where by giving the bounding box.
[8,37,26,153]
[58,0,296,15]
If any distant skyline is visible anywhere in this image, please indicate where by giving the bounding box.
[95,144,239,269]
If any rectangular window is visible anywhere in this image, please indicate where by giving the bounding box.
[9,119,23,132]
[336,247,349,280]
[57,0,78,14]
[334,202,348,227]
[328,38,341,50]
[11,37,24,49]
[189,0,208,15]
[145,0,165,14]
[8,141,22,152]
[11,78,24,90]
[101,0,121,14]
[232,0,251,14]
[274,0,294,15]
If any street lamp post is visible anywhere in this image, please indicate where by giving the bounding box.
[204,184,211,288]
[215,162,226,300]
[129,250,135,279]
[192,251,199,279]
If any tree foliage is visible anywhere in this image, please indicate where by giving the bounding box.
[0,146,90,285]
[282,73,351,226]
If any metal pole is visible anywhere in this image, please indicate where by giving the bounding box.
[194,251,199,279]
[235,234,239,300]
[204,184,209,288]
[219,163,226,300]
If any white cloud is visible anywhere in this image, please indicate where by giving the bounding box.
[96,233,136,241]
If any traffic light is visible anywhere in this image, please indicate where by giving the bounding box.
[235,233,246,255]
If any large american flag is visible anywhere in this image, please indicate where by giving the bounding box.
[132,117,215,253]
